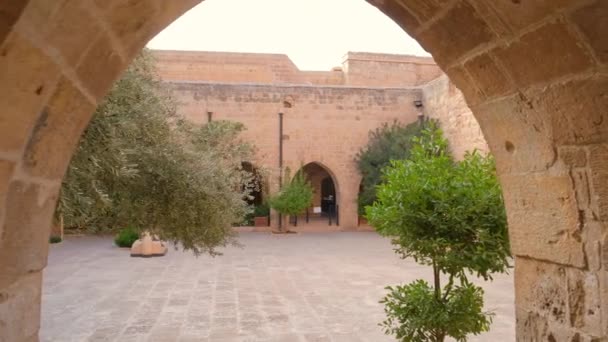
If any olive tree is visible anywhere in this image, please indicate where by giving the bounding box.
[366,124,510,342]
[58,49,255,255]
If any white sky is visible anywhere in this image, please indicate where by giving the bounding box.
[147,0,429,71]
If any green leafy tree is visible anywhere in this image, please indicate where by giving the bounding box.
[356,120,428,215]
[367,123,510,342]
[269,168,314,231]
[58,49,256,256]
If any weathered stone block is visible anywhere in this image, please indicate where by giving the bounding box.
[472,93,555,174]
[559,147,588,168]
[514,263,603,341]
[570,169,592,213]
[91,0,117,10]
[570,0,608,64]
[0,0,28,44]
[401,0,448,22]
[567,268,602,335]
[494,21,593,88]
[0,160,14,201]
[503,173,586,268]
[583,221,604,273]
[0,159,15,241]
[516,309,550,341]
[0,180,57,289]
[515,257,568,325]
[416,1,495,66]
[0,271,42,342]
[422,74,489,159]
[464,52,514,99]
[444,66,485,106]
[23,78,95,180]
[602,234,608,269]
[587,145,608,221]
[464,0,511,37]
[99,0,159,57]
[76,33,125,100]
[487,0,572,32]
[538,79,608,146]
[0,31,59,152]
[21,0,99,66]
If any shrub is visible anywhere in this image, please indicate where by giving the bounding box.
[49,236,62,244]
[241,212,255,226]
[355,120,428,215]
[238,203,270,226]
[367,123,509,342]
[114,227,140,248]
[269,169,313,231]
[381,281,491,342]
[254,202,270,217]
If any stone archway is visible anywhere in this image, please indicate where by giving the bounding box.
[0,1,606,340]
[296,162,341,226]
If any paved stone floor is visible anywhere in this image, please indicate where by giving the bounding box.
[41,233,515,341]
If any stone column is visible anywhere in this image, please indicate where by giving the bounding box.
[338,184,358,230]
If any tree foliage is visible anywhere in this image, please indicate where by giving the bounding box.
[367,123,510,341]
[381,280,490,342]
[269,168,314,218]
[57,50,256,255]
[355,120,427,214]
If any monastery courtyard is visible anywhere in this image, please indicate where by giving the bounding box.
[41,232,515,342]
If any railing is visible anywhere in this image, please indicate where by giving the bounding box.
[289,204,339,227]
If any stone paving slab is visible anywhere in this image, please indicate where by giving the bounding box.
[41,233,515,341]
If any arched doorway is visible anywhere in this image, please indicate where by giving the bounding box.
[295,162,340,227]
[0,1,606,341]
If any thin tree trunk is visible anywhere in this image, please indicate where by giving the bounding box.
[432,260,445,342]
[433,261,441,301]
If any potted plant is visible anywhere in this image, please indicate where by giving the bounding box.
[269,169,313,233]
[253,202,270,227]
[367,125,509,342]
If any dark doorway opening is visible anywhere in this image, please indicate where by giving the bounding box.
[321,176,336,214]
[295,162,339,227]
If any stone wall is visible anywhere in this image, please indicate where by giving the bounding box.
[169,81,423,230]
[154,50,306,85]
[153,50,442,88]
[1,1,605,341]
[158,50,491,231]
[422,75,489,159]
[343,52,443,87]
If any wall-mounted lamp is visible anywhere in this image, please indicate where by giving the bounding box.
[413,100,423,108]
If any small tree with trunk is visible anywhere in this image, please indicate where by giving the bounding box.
[269,168,313,232]
[366,123,510,342]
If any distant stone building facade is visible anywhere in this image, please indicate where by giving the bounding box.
[154,50,488,230]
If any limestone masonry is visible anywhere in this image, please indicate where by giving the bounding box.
[2,1,605,341]
[153,50,489,231]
